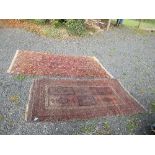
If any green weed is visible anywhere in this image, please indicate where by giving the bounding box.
[80,124,96,134]
[0,113,4,122]
[150,101,155,113]
[14,74,26,81]
[127,118,139,134]
[95,121,112,135]
[9,95,20,105]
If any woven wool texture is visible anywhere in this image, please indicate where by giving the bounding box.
[26,79,145,122]
[7,50,112,78]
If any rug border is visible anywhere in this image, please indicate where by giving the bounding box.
[25,80,36,121]
[7,50,20,74]
[92,56,114,79]
[116,79,146,111]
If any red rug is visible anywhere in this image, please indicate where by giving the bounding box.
[7,50,112,78]
[26,79,145,122]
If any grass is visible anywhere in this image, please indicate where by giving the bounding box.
[95,121,112,135]
[108,48,117,57]
[124,19,155,30]
[14,74,26,81]
[42,26,70,39]
[1,19,155,39]
[150,101,155,113]
[127,118,139,134]
[79,124,96,134]
[111,19,155,30]
[101,121,111,134]
[111,19,155,35]
[122,72,127,76]
[31,19,47,25]
[114,19,155,31]
[43,25,92,39]
[9,95,20,105]
[0,19,97,39]
[139,88,145,94]
[41,20,95,38]
[0,81,2,86]
[0,113,4,122]
[150,88,155,94]
[103,121,111,130]
[79,121,112,135]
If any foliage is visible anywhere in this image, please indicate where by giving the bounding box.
[65,19,86,36]
[151,102,155,113]
[43,27,68,39]
[52,19,67,28]
[1,19,95,38]
[78,121,112,135]
[127,118,139,134]
[9,95,20,105]
[142,19,155,24]
[103,121,111,130]
[0,113,4,122]
[33,19,48,25]
[123,19,155,30]
[0,81,2,86]
[96,121,112,135]
[14,74,26,81]
[79,124,96,134]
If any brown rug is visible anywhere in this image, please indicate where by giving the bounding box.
[25,79,145,122]
[7,50,112,78]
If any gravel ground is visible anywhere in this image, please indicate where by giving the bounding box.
[0,27,155,135]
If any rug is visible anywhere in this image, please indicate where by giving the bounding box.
[7,50,113,78]
[25,78,145,122]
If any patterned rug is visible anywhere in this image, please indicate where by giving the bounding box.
[7,50,112,78]
[26,79,145,122]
